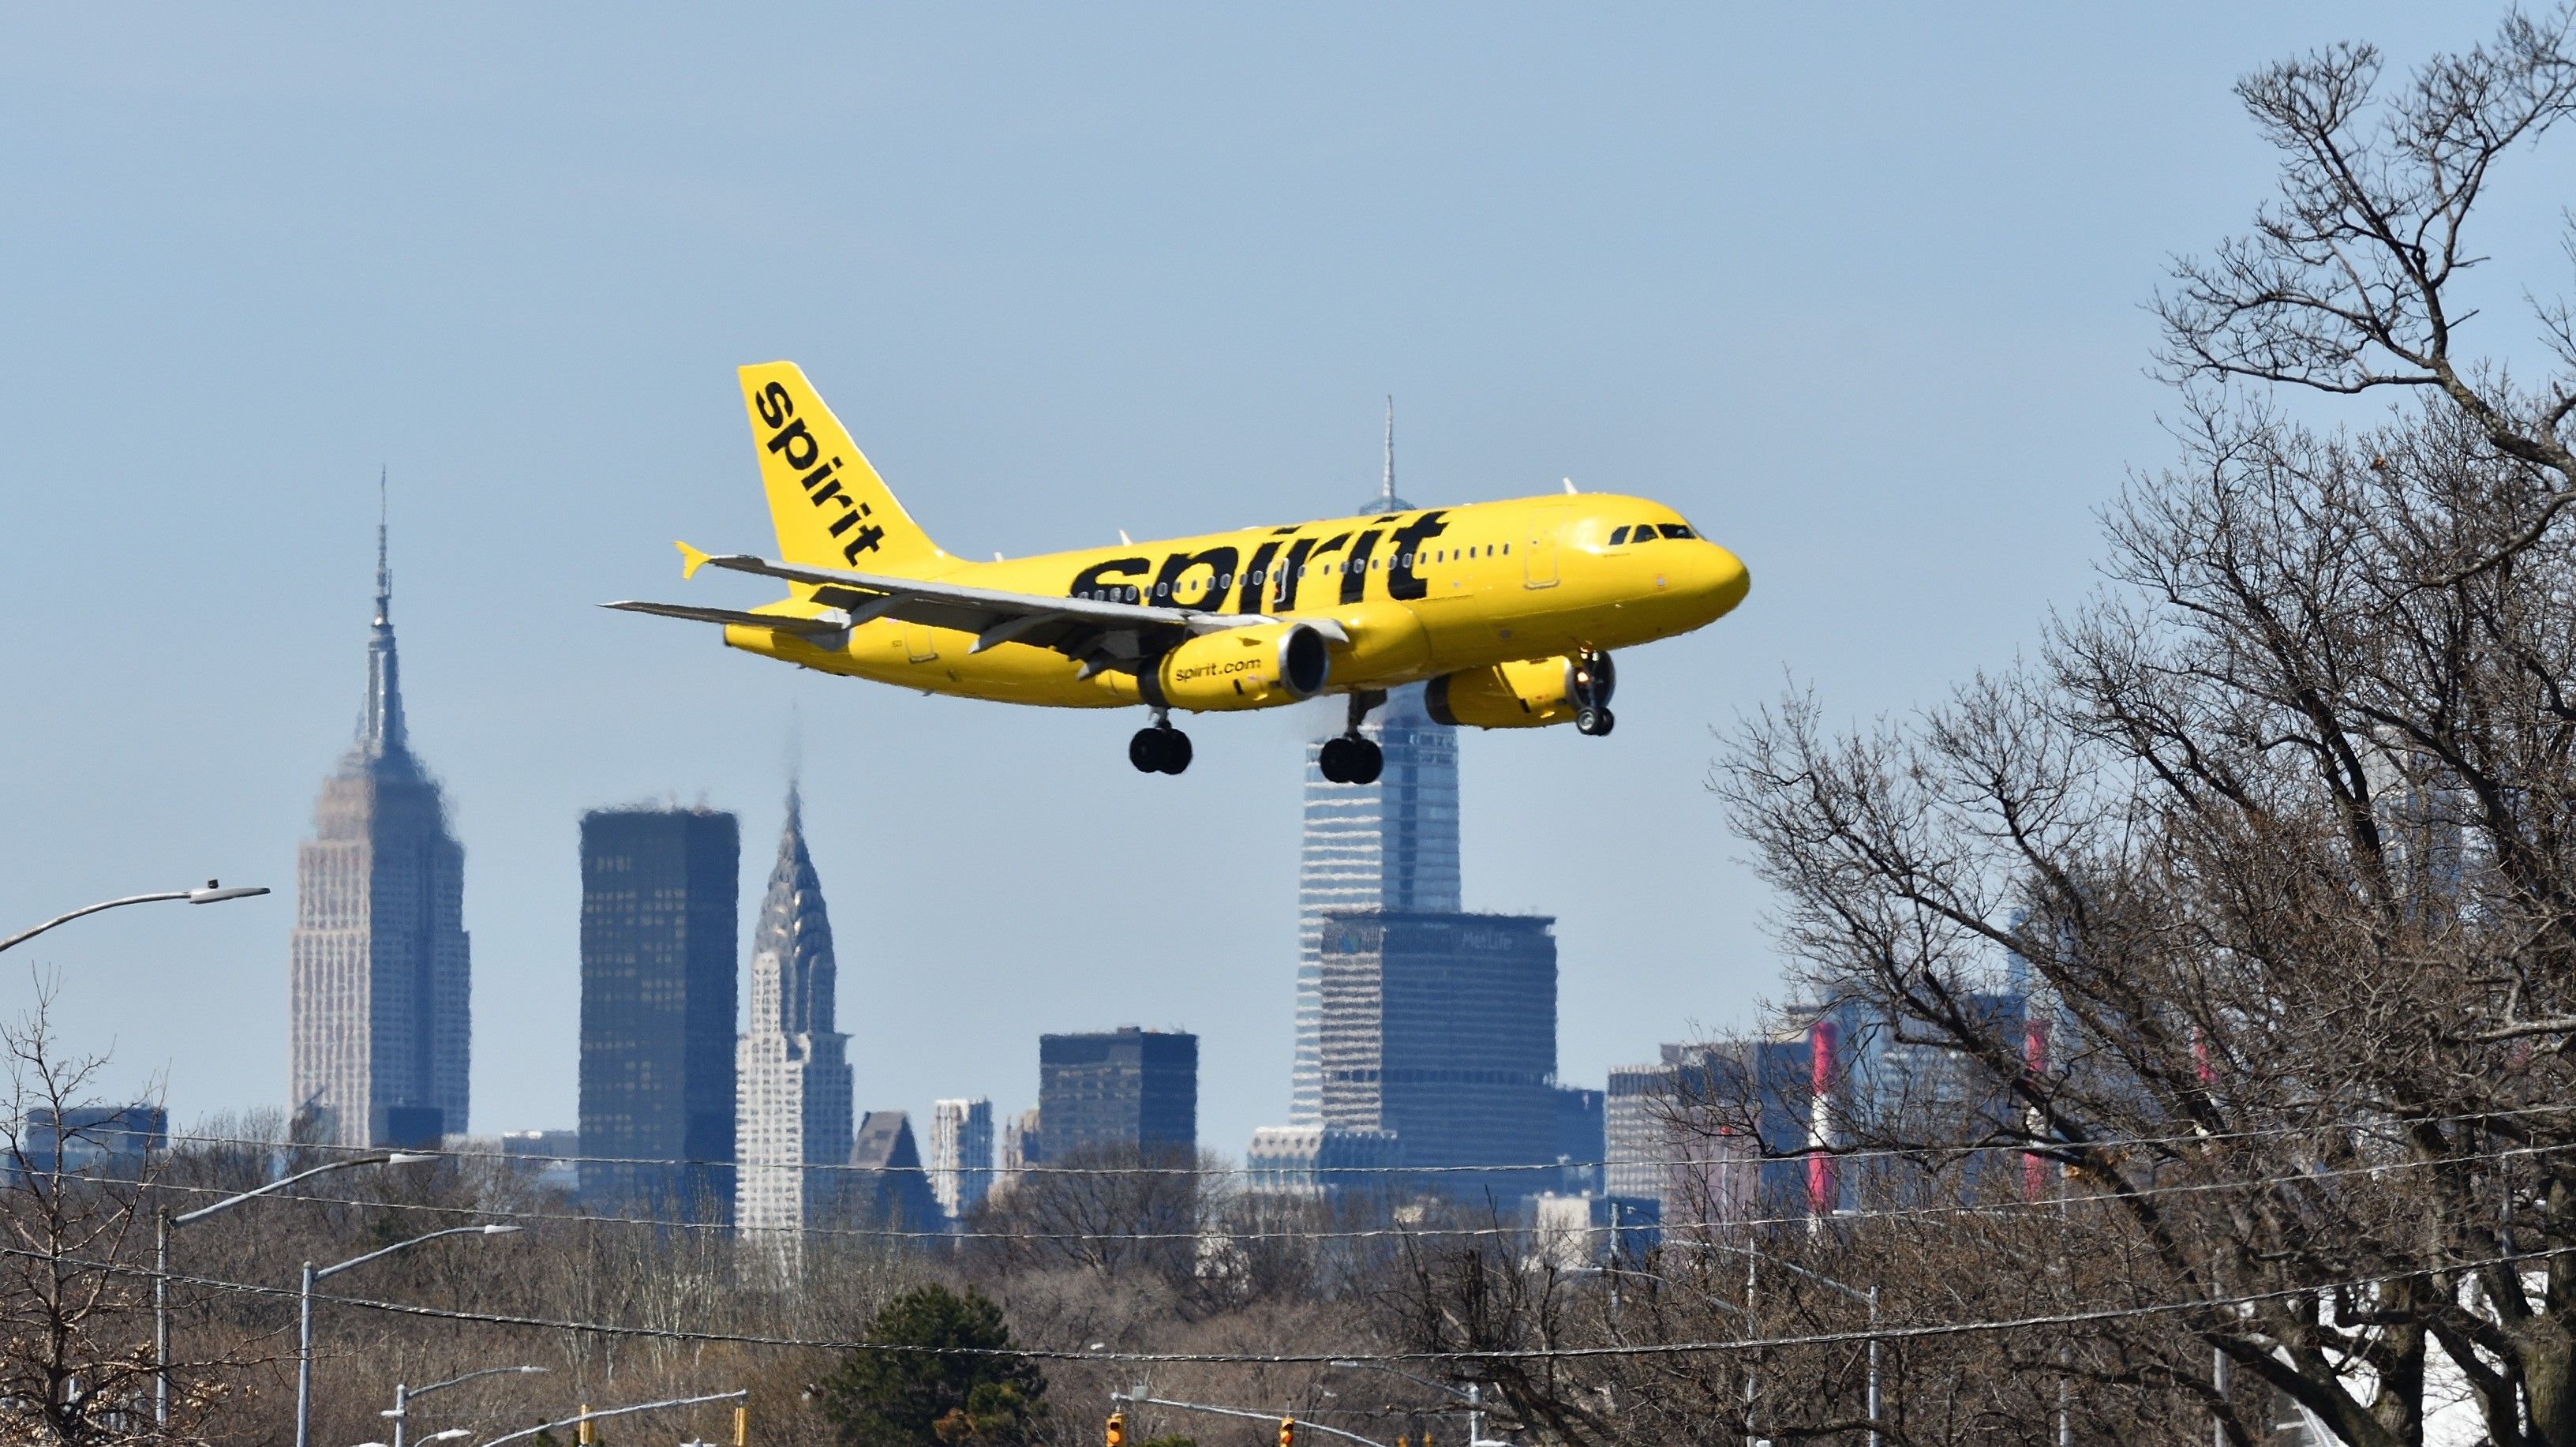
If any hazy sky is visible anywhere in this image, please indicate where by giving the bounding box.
[4,5,2567,1158]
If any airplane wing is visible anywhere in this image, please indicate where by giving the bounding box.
[601,600,856,635]
[608,544,1344,679]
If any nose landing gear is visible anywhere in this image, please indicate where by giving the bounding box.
[1130,708,1193,774]
[1317,690,1387,785]
[1572,651,1616,737]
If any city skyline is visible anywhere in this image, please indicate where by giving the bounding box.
[4,6,2499,1157]
[0,9,2556,1440]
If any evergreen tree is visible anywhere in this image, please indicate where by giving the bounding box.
[818,1284,1048,1446]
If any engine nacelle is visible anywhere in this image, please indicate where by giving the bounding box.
[1147,622,1334,711]
[1424,655,1612,729]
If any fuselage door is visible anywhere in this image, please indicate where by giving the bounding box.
[1522,505,1567,589]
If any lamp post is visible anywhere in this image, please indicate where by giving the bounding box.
[295,1225,522,1447]
[1698,1241,1880,1447]
[0,881,268,954]
[382,1365,549,1447]
[155,1150,436,1428]
[9,879,275,1428]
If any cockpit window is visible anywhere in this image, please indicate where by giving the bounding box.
[1660,523,1694,540]
[1608,526,1631,545]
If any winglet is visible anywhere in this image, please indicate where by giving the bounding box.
[676,541,713,580]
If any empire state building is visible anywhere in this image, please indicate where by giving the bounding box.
[289,510,471,1147]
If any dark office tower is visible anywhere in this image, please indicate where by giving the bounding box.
[1317,911,1557,1198]
[1037,1027,1198,1160]
[290,503,471,1148]
[579,806,739,1219]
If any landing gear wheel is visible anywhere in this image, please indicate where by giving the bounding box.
[1319,735,1384,785]
[1129,726,1194,774]
[1319,737,1356,784]
[1346,737,1384,784]
[1318,690,1391,784]
[1576,706,1616,737]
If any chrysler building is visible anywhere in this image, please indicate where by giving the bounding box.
[735,788,855,1258]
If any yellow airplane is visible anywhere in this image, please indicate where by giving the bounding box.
[608,363,1750,779]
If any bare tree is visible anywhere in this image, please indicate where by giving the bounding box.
[0,985,260,1444]
[1377,11,2576,1446]
[2157,5,2576,564]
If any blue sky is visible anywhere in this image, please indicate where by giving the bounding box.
[2,5,2565,1156]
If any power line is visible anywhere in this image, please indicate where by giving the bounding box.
[148,1101,2576,1180]
[126,1137,2576,1247]
[51,1239,2576,1364]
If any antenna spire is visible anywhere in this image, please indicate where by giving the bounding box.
[1382,396,1395,507]
[1360,396,1411,515]
[374,466,391,628]
[354,467,409,760]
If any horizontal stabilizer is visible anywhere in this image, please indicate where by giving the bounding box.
[601,600,849,635]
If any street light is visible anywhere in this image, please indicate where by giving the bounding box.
[156,1151,438,1427]
[296,1225,523,1447]
[381,1365,550,1447]
[0,880,270,954]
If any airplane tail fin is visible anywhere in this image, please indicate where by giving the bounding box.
[737,362,949,576]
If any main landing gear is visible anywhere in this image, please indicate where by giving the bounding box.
[1130,709,1193,775]
[1318,690,1387,785]
[1573,650,1616,737]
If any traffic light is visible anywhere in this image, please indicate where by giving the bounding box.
[1279,1416,1297,1446]
[1105,1410,1126,1446]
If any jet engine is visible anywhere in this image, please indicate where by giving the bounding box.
[1148,621,1334,711]
[1424,654,1614,729]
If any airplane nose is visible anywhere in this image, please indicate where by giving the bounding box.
[1701,542,1750,617]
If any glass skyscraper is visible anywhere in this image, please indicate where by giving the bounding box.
[1287,444,1465,1124]
[1293,684,1460,1122]
[1316,909,1557,1197]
